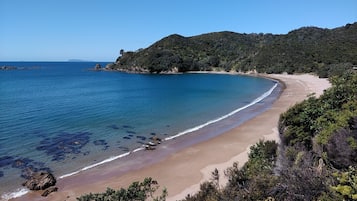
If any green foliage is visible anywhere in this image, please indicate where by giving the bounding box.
[244,140,278,176]
[77,177,167,201]
[110,23,357,74]
[279,73,357,151]
[332,166,357,200]
[279,97,325,148]
[182,140,278,201]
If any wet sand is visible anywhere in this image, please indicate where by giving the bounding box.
[11,74,331,201]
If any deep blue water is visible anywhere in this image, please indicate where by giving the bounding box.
[0,62,276,197]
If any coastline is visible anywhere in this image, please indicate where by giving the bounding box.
[9,73,331,201]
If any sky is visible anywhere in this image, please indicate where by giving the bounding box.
[0,0,356,61]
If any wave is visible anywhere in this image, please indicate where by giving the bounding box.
[58,82,278,179]
[1,188,29,201]
[164,82,278,140]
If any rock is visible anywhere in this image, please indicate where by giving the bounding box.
[0,156,14,167]
[36,131,91,161]
[41,186,58,197]
[144,145,156,150]
[94,63,102,70]
[0,66,17,70]
[105,63,115,70]
[22,171,56,190]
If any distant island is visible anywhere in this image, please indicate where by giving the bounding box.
[106,22,357,77]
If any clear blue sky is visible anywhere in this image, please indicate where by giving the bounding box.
[0,0,356,61]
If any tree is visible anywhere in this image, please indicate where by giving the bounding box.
[120,49,125,56]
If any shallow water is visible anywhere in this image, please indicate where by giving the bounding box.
[0,62,276,197]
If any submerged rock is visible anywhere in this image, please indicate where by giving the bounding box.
[108,124,119,130]
[93,140,109,150]
[22,171,56,191]
[36,131,91,161]
[93,139,107,146]
[0,156,14,167]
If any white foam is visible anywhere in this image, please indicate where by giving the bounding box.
[59,151,132,179]
[1,188,29,201]
[164,83,278,141]
[133,147,145,153]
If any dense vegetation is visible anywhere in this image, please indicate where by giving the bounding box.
[77,72,357,201]
[179,72,357,201]
[108,23,357,76]
[77,177,167,201]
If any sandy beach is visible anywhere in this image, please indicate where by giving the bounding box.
[11,73,331,201]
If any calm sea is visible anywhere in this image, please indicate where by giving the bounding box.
[0,62,277,198]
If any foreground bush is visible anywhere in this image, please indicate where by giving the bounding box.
[77,177,167,201]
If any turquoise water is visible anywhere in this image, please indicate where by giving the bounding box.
[0,62,276,197]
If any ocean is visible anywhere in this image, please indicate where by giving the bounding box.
[0,62,278,199]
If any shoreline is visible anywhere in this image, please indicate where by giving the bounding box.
[9,73,330,201]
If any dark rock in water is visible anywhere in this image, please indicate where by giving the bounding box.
[93,139,110,150]
[136,136,146,141]
[94,63,102,70]
[21,166,38,179]
[41,186,58,197]
[122,125,134,129]
[123,136,131,140]
[19,164,52,179]
[0,66,17,70]
[9,157,52,179]
[36,131,91,161]
[0,171,3,177]
[93,140,107,146]
[12,158,34,169]
[150,132,156,136]
[22,171,56,191]
[0,156,14,167]
[126,130,136,134]
[108,124,119,130]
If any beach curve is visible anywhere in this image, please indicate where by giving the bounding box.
[9,73,331,201]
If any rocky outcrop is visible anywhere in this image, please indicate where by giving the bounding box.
[0,66,18,70]
[41,186,58,197]
[22,171,56,191]
[94,63,102,70]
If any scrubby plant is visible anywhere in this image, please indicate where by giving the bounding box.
[77,177,167,201]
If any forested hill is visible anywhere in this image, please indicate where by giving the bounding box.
[107,22,357,77]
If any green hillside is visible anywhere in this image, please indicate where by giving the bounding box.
[108,22,357,77]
